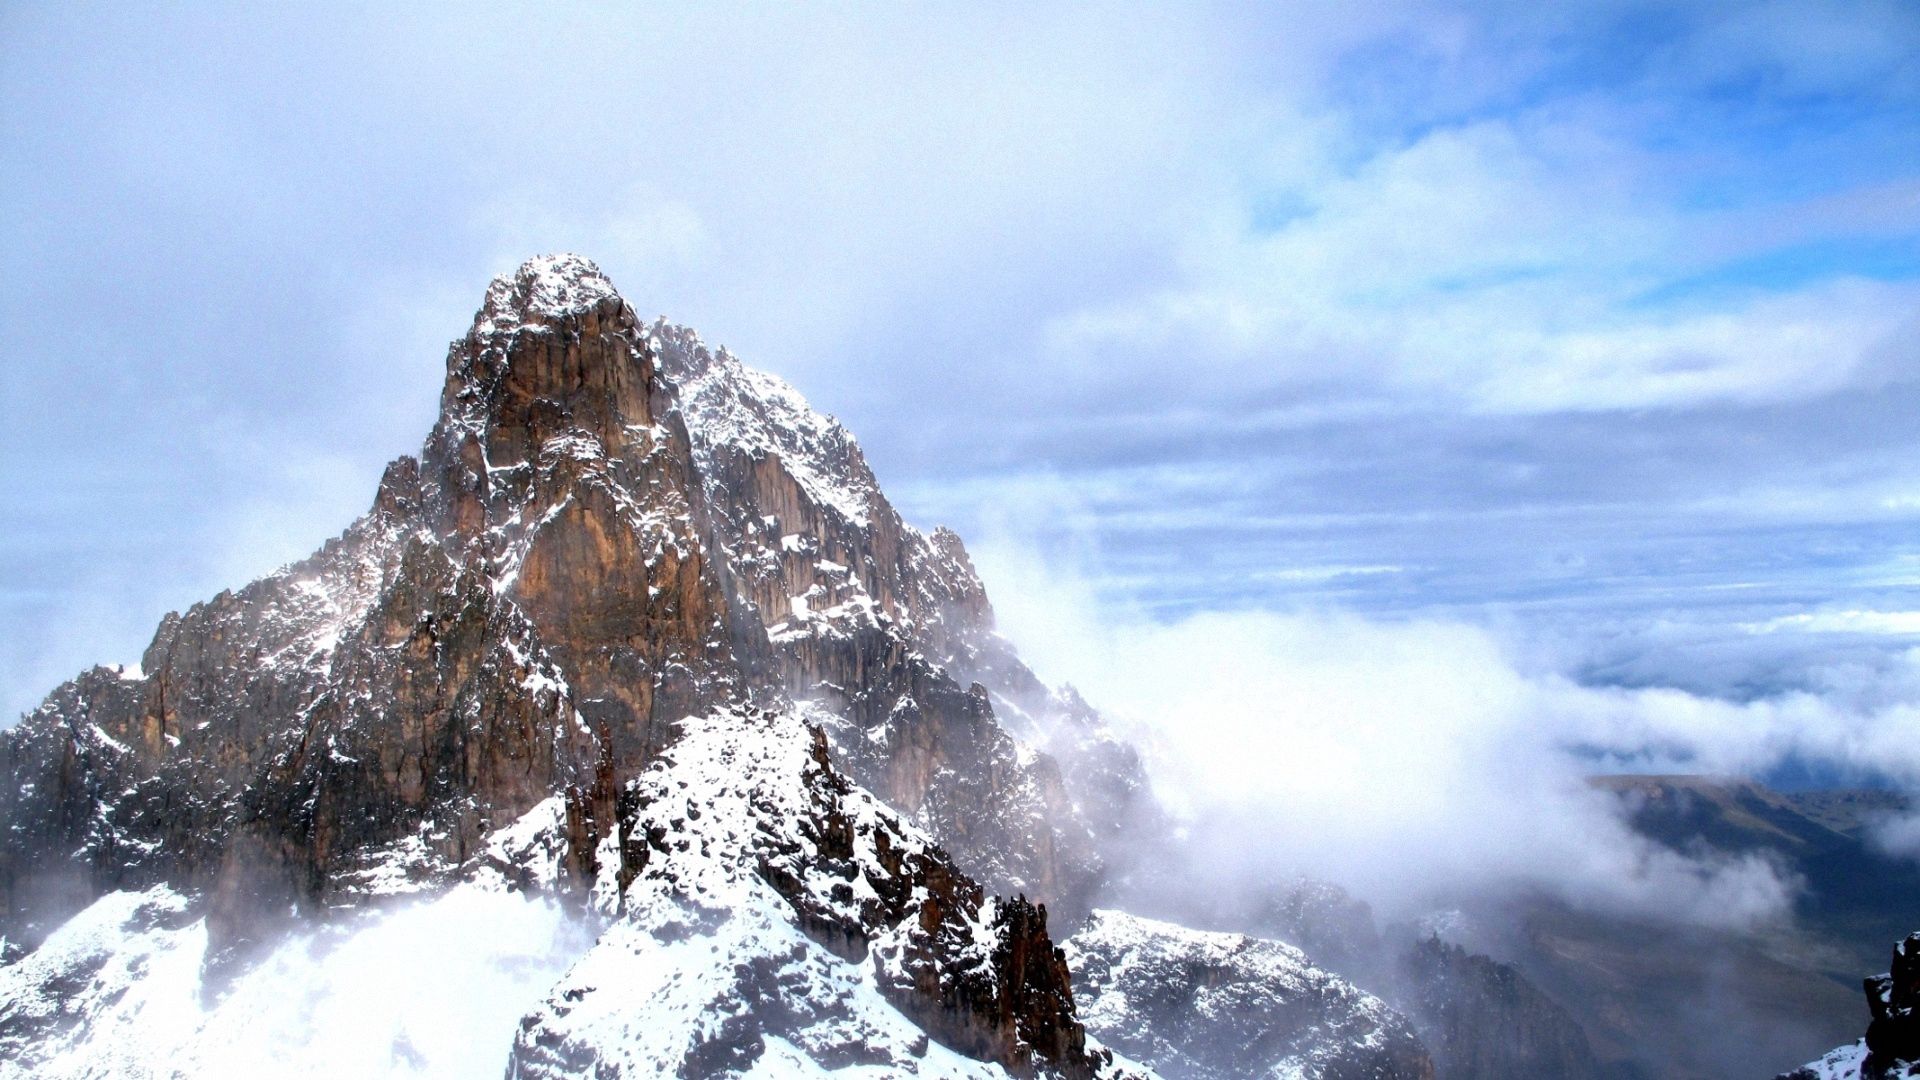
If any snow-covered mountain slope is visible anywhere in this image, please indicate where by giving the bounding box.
[1062,910,1432,1079]
[1783,1043,1871,1080]
[0,706,1148,1079]
[0,882,588,1078]
[508,706,1140,1079]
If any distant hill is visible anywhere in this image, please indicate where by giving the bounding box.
[1594,775,1919,975]
[1487,775,1920,1079]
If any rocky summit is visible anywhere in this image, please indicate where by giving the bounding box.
[1781,931,1920,1080]
[0,255,1437,1078]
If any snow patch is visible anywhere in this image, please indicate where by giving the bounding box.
[0,884,589,1079]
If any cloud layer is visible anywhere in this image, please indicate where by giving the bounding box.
[975,532,1920,928]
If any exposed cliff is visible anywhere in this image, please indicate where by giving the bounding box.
[1780,931,1920,1080]
[1396,935,1601,1080]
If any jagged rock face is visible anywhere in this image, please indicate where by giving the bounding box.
[423,264,764,767]
[0,712,1143,1080]
[0,255,1153,1077]
[1062,909,1434,1080]
[1784,932,1920,1080]
[1396,936,1601,1080]
[504,708,1138,1080]
[656,332,1136,908]
[0,502,605,958]
[654,329,988,667]
[1866,933,1920,1075]
[0,254,768,957]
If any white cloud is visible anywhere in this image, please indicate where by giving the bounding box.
[1046,102,1920,415]
[1252,564,1406,584]
[1869,811,1920,860]
[973,532,1920,927]
[1746,610,1920,636]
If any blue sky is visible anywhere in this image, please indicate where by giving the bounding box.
[3,1,1919,752]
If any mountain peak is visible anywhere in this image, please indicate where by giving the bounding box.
[441,252,653,451]
[1,258,1157,1080]
[473,253,623,336]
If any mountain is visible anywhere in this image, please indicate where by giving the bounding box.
[0,255,1419,1078]
[1597,775,1919,977]
[1394,935,1602,1080]
[1062,910,1432,1079]
[1104,866,1599,1079]
[1431,775,1920,1080]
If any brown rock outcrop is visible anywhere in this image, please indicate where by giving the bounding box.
[1864,932,1920,1073]
[3,255,761,959]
